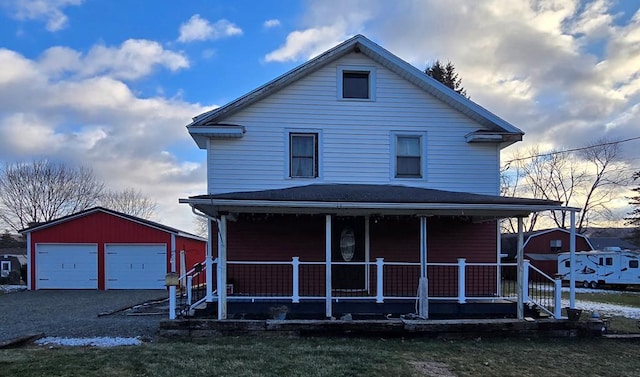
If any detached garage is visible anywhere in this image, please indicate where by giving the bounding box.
[21,207,207,290]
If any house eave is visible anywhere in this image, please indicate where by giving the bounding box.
[188,124,246,149]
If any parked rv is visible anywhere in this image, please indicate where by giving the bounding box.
[557,247,640,289]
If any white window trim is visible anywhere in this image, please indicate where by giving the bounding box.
[337,65,376,101]
[284,129,323,180]
[1,260,12,278]
[390,131,427,180]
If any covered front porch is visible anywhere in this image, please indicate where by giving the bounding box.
[176,184,581,322]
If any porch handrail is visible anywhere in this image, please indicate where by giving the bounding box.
[169,257,562,320]
[526,262,562,319]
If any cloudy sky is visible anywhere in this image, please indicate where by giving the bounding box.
[0,0,638,233]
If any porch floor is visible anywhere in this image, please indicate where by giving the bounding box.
[159,317,604,339]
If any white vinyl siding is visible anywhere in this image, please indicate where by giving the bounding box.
[207,52,501,195]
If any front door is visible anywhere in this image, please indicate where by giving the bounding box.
[331,216,366,290]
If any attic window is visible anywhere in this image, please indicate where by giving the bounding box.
[550,239,562,252]
[338,65,376,101]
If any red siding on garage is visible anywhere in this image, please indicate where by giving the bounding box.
[176,235,208,273]
[524,230,592,276]
[28,210,206,290]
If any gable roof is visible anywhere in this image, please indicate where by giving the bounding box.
[18,207,206,242]
[501,228,594,257]
[187,34,524,148]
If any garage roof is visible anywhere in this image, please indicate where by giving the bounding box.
[19,207,205,241]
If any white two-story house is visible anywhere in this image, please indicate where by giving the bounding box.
[179,35,577,321]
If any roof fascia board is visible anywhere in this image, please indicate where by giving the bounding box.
[188,35,361,127]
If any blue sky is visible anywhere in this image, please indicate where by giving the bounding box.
[0,0,639,232]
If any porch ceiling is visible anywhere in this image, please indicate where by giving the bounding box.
[180,184,577,219]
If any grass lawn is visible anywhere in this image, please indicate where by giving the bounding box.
[2,336,640,377]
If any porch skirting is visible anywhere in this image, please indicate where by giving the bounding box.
[158,317,604,339]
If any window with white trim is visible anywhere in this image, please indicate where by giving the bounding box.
[394,134,423,178]
[550,239,562,252]
[1,261,10,278]
[289,133,318,178]
[337,65,376,100]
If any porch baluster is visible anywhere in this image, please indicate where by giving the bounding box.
[187,275,193,305]
[457,258,466,304]
[376,258,384,303]
[292,257,300,303]
[554,277,562,319]
[522,260,530,304]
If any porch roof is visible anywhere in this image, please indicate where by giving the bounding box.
[180,184,577,218]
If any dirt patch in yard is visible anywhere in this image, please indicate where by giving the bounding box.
[411,361,457,377]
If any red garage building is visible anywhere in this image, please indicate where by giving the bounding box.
[21,207,207,290]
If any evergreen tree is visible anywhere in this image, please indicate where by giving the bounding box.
[425,60,468,98]
[626,171,640,245]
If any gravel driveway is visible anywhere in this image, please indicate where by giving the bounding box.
[0,290,168,343]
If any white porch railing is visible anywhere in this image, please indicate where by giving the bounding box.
[169,257,564,320]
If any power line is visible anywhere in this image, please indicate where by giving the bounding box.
[502,136,640,167]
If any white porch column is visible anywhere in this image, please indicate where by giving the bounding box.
[292,257,300,303]
[206,217,213,302]
[217,215,227,320]
[569,211,576,309]
[516,217,525,320]
[496,220,502,296]
[365,216,370,293]
[325,214,332,318]
[169,248,176,320]
[457,258,467,304]
[26,232,31,290]
[419,216,429,318]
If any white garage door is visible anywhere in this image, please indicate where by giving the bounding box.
[36,244,98,289]
[105,244,166,289]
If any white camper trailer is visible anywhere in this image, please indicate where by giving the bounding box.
[557,247,640,289]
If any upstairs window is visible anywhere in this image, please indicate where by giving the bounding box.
[343,72,369,98]
[395,135,423,178]
[338,65,376,101]
[550,239,562,252]
[290,133,318,178]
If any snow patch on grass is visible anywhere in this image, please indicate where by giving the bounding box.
[561,299,640,319]
[0,285,27,293]
[35,336,143,347]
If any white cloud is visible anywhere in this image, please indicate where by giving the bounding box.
[177,14,242,43]
[3,0,83,31]
[263,19,281,28]
[264,26,347,62]
[0,45,209,232]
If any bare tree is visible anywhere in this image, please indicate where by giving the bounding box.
[193,215,208,237]
[0,160,105,231]
[99,187,157,219]
[501,139,626,233]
